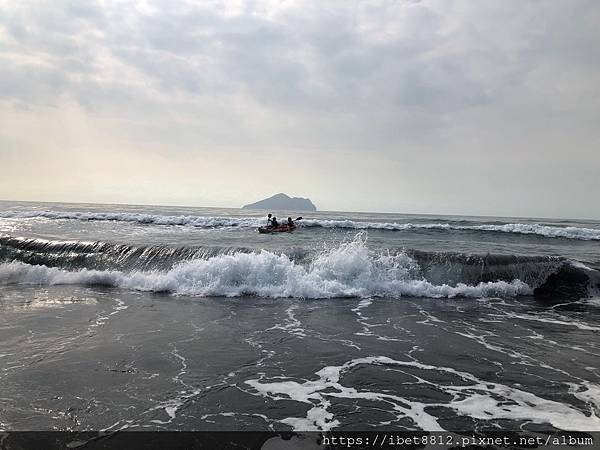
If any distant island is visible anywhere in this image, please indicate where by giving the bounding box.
[243,193,317,211]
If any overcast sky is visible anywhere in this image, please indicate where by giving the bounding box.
[1,0,599,218]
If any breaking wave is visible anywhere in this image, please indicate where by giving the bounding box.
[2,233,595,300]
[0,210,260,228]
[0,255,530,300]
[0,234,252,271]
[2,210,599,240]
[300,220,600,240]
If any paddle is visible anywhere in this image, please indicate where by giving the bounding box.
[295,217,303,221]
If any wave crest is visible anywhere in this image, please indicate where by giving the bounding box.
[0,236,533,299]
[301,220,600,240]
[2,210,599,240]
[0,210,260,228]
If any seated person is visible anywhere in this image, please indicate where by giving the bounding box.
[287,217,294,227]
[271,216,279,228]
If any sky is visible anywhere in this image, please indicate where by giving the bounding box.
[1,0,599,218]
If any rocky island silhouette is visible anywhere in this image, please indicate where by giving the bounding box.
[243,193,317,211]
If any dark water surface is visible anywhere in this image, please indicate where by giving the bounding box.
[0,201,599,431]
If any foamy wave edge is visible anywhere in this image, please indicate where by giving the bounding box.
[0,210,260,228]
[0,245,531,299]
[302,220,600,240]
[2,210,599,240]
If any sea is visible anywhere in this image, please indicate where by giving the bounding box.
[0,200,599,437]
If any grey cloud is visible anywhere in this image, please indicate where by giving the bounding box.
[0,0,492,127]
[1,0,599,216]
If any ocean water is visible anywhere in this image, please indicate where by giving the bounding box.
[0,200,599,433]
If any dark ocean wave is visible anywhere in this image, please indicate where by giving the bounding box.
[1,210,600,240]
[0,234,257,271]
[1,234,597,300]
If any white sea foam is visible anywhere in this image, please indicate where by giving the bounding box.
[246,356,600,431]
[586,298,600,307]
[2,210,599,240]
[505,312,600,331]
[568,382,600,414]
[0,210,261,228]
[467,223,600,241]
[265,304,307,337]
[0,237,532,299]
[304,220,600,240]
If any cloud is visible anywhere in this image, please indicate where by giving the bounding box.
[0,0,599,217]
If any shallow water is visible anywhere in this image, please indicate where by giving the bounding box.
[0,201,599,431]
[1,287,599,431]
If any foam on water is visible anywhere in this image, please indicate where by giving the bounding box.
[265,305,307,338]
[2,210,599,240]
[303,220,600,240]
[245,356,600,432]
[0,236,532,299]
[466,223,600,240]
[0,210,261,228]
[504,312,600,332]
[587,298,600,307]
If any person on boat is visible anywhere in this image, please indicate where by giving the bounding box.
[287,217,294,227]
[266,213,273,227]
[271,216,279,228]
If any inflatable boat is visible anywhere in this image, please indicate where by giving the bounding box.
[258,225,296,234]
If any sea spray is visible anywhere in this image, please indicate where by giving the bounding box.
[0,234,533,299]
